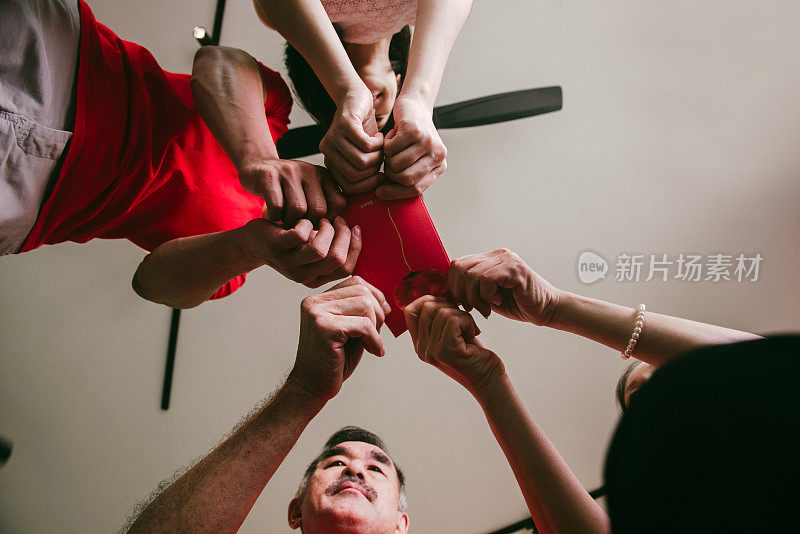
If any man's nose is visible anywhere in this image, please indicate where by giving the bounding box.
[372,92,380,107]
[344,462,366,480]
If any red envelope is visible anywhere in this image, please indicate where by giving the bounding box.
[345,192,451,336]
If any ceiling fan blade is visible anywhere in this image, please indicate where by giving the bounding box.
[433,86,562,129]
[276,85,563,159]
[276,124,326,159]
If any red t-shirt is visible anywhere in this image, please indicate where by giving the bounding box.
[19,1,292,299]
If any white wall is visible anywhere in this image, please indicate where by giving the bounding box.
[1,1,799,532]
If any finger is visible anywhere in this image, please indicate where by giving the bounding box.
[385,143,427,174]
[289,218,334,264]
[259,172,286,222]
[403,295,438,349]
[323,148,378,183]
[383,127,417,158]
[448,256,487,311]
[427,307,454,359]
[466,258,504,318]
[326,276,391,316]
[319,171,347,219]
[385,153,443,187]
[339,316,384,357]
[416,298,450,358]
[267,218,314,250]
[334,171,386,196]
[301,172,327,224]
[481,263,515,306]
[340,118,384,153]
[307,224,362,288]
[328,295,383,330]
[334,137,384,174]
[298,216,350,278]
[375,172,437,200]
[282,178,308,227]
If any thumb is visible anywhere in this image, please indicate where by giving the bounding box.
[270,219,314,249]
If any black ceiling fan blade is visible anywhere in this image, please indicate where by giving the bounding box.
[433,86,562,129]
[277,124,326,159]
[276,85,563,159]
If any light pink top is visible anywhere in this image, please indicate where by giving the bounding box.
[322,0,417,44]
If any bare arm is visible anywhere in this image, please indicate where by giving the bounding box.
[549,292,761,367]
[132,217,362,309]
[251,0,361,103]
[404,298,609,534]
[402,0,472,109]
[128,380,326,533]
[191,45,277,169]
[127,278,388,533]
[476,375,610,534]
[448,249,761,368]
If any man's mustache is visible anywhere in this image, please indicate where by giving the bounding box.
[326,475,378,502]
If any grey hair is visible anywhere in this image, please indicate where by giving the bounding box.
[295,426,408,513]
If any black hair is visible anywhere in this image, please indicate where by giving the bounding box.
[615,360,643,414]
[604,335,800,533]
[284,25,412,130]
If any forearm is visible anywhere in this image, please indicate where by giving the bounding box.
[132,226,260,309]
[549,292,762,367]
[191,46,278,171]
[129,379,326,534]
[401,0,472,108]
[474,375,609,534]
[252,0,361,103]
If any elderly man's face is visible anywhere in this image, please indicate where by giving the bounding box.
[288,441,409,533]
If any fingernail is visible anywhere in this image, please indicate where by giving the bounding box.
[353,225,361,237]
[384,302,392,314]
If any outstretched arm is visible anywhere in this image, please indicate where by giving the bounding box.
[127,277,389,533]
[448,249,761,368]
[404,298,609,534]
[132,217,361,308]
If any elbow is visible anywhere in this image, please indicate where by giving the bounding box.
[132,258,202,310]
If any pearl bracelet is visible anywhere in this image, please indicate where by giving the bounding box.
[621,304,646,359]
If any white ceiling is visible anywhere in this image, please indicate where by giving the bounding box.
[1,1,799,532]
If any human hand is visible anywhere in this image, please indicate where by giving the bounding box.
[243,216,361,288]
[288,277,392,402]
[238,159,346,227]
[404,296,505,394]
[448,249,563,325]
[379,94,447,200]
[320,87,386,195]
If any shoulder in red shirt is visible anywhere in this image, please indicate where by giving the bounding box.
[20,0,292,299]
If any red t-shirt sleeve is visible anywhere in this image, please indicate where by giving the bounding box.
[208,273,248,300]
[258,63,292,142]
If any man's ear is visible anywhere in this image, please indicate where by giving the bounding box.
[395,511,409,533]
[288,497,303,530]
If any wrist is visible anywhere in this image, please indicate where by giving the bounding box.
[331,77,369,107]
[285,372,331,408]
[235,146,280,176]
[398,85,436,112]
[547,290,580,332]
[470,372,511,404]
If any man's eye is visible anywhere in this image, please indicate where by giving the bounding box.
[368,466,384,475]
[327,460,345,468]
